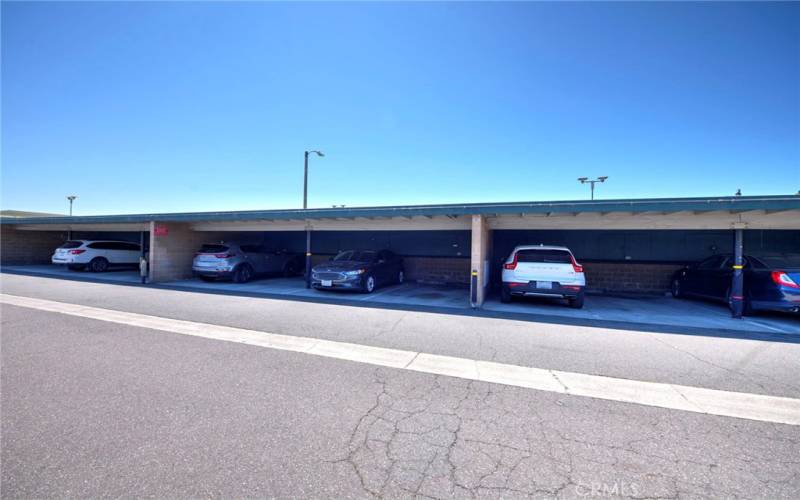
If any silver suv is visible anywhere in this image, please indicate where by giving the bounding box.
[192,243,302,283]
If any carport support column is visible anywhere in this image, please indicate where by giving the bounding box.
[730,227,744,319]
[305,224,312,288]
[470,215,490,308]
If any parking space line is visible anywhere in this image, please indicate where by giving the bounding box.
[356,285,405,301]
[744,320,792,334]
[3,292,800,426]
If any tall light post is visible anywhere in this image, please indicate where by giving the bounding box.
[577,176,608,200]
[66,195,77,216]
[304,150,324,288]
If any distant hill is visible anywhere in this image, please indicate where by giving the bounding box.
[0,210,62,217]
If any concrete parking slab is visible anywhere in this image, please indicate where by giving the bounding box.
[483,293,800,335]
[165,276,470,309]
[2,264,141,284]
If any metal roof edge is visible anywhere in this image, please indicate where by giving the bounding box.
[2,195,799,225]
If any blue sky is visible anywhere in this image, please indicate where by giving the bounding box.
[2,2,798,215]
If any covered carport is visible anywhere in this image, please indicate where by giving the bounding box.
[1,222,151,284]
[469,196,800,318]
[2,195,798,322]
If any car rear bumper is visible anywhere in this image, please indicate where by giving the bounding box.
[193,269,234,279]
[750,298,800,313]
[503,282,584,298]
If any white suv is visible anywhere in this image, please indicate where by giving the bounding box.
[52,240,142,272]
[500,245,586,308]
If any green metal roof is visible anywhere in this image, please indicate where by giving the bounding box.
[2,195,798,225]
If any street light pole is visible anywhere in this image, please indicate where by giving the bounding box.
[303,152,309,210]
[303,150,324,288]
[577,177,608,200]
[67,195,77,216]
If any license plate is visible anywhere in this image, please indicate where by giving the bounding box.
[321,280,333,287]
[536,281,552,289]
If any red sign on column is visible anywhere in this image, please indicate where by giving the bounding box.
[153,224,169,236]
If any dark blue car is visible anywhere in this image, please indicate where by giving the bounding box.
[671,254,800,315]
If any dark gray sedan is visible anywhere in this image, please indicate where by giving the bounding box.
[311,249,404,293]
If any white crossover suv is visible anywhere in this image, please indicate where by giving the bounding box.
[52,240,142,272]
[500,245,586,308]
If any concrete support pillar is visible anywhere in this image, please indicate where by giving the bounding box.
[148,222,220,283]
[470,215,491,307]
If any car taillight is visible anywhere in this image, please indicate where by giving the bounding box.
[69,249,86,255]
[503,253,518,270]
[570,255,583,273]
[508,282,527,287]
[215,252,236,259]
[771,271,800,289]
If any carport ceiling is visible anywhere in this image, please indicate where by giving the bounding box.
[489,209,800,230]
[189,215,472,231]
[12,223,150,232]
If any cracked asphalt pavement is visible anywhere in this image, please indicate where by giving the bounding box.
[2,274,800,498]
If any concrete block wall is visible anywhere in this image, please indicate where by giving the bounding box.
[1,226,65,265]
[404,257,470,285]
[583,262,682,294]
[149,224,226,282]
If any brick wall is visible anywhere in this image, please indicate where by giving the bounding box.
[583,262,682,294]
[404,257,470,285]
[149,224,226,282]
[1,226,65,265]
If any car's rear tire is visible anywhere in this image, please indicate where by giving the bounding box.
[568,293,584,309]
[88,257,109,273]
[233,264,253,283]
[67,264,85,271]
[362,275,376,293]
[671,278,682,298]
[500,287,512,303]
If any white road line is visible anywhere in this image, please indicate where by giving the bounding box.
[3,292,799,426]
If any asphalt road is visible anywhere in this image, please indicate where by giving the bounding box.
[2,274,800,498]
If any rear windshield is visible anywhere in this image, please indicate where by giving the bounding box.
[59,241,83,249]
[334,250,376,262]
[751,255,800,269]
[199,244,229,254]
[515,249,572,264]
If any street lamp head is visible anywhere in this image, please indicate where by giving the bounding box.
[310,150,324,157]
[577,177,588,183]
[598,176,608,182]
[67,195,77,201]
